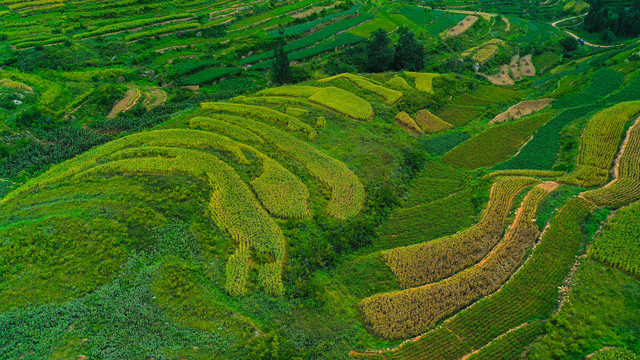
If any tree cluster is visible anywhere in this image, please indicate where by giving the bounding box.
[365,27,425,73]
[584,0,640,41]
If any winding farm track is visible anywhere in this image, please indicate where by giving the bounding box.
[551,14,619,48]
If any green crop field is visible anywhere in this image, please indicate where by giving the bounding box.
[2,0,640,359]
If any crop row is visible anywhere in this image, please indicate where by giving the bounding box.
[0,78,32,91]
[79,145,287,296]
[320,73,403,105]
[395,112,423,135]
[124,21,200,41]
[373,197,594,359]
[405,72,439,93]
[360,182,551,340]
[562,101,640,187]
[72,13,193,39]
[383,176,537,289]
[240,13,373,65]
[435,104,479,127]
[257,85,322,98]
[267,3,363,38]
[584,115,640,207]
[201,102,318,140]
[443,112,551,170]
[191,114,365,220]
[497,104,598,170]
[466,321,545,360]
[308,86,373,121]
[251,156,311,219]
[590,200,640,276]
[413,110,453,134]
[554,68,624,109]
[232,95,317,108]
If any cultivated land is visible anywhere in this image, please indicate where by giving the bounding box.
[1,0,640,359]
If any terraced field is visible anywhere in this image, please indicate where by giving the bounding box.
[2,0,640,359]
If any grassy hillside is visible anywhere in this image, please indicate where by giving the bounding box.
[1,0,640,359]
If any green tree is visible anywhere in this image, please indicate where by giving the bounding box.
[365,28,393,73]
[559,37,578,55]
[393,26,425,71]
[271,35,292,85]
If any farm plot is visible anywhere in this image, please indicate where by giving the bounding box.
[320,73,403,105]
[398,7,466,34]
[561,101,640,188]
[239,13,373,66]
[200,102,318,140]
[443,15,479,37]
[590,200,640,276]
[554,68,624,109]
[490,99,553,124]
[377,188,476,251]
[360,182,553,340]
[382,177,537,289]
[584,115,640,207]
[396,112,424,136]
[108,87,141,119]
[497,104,598,170]
[360,197,595,359]
[414,110,453,134]
[309,86,374,121]
[191,114,365,220]
[443,112,552,170]
[405,72,439,93]
[435,104,480,127]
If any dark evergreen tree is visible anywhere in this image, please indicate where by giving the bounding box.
[393,27,425,71]
[365,28,393,73]
[271,36,292,85]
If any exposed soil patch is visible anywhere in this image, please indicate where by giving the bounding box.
[490,99,554,124]
[444,15,479,37]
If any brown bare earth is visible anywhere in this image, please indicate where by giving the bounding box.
[484,64,514,86]
[490,99,554,124]
[509,55,522,82]
[108,87,141,119]
[502,16,511,31]
[520,54,536,77]
[444,15,479,37]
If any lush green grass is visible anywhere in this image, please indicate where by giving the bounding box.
[590,200,640,276]
[527,260,640,359]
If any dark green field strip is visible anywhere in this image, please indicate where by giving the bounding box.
[496,104,598,170]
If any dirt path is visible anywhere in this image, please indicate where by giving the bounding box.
[502,16,511,31]
[602,115,640,188]
[551,14,620,48]
[443,9,497,21]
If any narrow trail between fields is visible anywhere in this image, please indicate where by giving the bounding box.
[551,14,619,48]
[604,115,640,188]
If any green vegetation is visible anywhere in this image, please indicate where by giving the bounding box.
[443,112,552,169]
[2,0,640,358]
